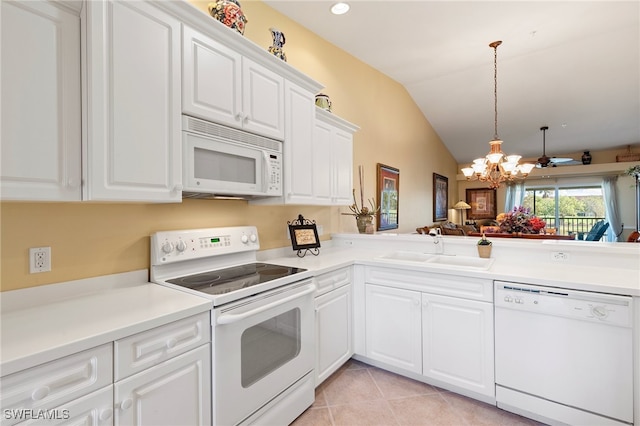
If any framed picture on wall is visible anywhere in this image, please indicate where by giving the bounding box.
[377,164,399,231]
[433,173,448,221]
[466,188,497,220]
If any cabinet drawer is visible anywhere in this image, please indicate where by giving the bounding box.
[17,385,113,426]
[114,312,210,381]
[0,344,112,426]
[315,267,351,296]
[365,266,492,302]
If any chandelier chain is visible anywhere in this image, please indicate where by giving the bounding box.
[493,43,499,141]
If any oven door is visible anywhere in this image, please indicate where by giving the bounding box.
[212,280,315,426]
[183,131,274,196]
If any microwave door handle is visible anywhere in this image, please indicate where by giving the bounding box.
[217,284,315,325]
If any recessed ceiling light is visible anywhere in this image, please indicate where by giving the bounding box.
[331,2,350,15]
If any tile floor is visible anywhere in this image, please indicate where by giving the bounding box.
[291,359,546,426]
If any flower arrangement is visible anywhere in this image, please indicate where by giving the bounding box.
[497,206,546,234]
[625,165,640,179]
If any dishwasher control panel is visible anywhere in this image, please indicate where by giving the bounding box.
[495,281,632,327]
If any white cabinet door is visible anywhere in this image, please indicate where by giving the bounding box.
[182,26,284,140]
[18,386,114,426]
[332,128,353,205]
[1,0,82,201]
[242,58,285,140]
[114,344,211,426]
[85,0,182,202]
[315,284,353,386]
[1,345,112,426]
[284,81,315,203]
[365,284,422,374]
[182,25,242,127]
[312,118,333,204]
[312,109,358,206]
[422,293,494,397]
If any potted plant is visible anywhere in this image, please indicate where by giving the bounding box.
[477,233,492,258]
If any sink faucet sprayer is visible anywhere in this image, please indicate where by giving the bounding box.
[428,229,444,254]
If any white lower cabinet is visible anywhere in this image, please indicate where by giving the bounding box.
[421,292,494,396]
[113,344,211,426]
[363,267,495,399]
[365,285,422,374]
[314,267,353,386]
[315,284,353,385]
[0,345,113,426]
[18,386,114,426]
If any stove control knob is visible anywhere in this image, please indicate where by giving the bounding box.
[176,240,187,252]
[241,235,249,244]
[250,234,257,243]
[161,241,174,254]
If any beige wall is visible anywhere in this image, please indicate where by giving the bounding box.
[0,0,457,291]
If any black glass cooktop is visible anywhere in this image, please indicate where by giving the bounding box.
[166,262,306,296]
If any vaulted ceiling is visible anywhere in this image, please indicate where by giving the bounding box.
[264,1,640,165]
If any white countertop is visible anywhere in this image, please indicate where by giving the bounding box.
[260,236,640,297]
[0,270,212,376]
[2,235,638,377]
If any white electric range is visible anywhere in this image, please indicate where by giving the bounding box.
[150,226,315,426]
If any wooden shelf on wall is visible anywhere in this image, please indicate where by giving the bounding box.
[456,161,640,181]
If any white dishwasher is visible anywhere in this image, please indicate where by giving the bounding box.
[494,281,634,426]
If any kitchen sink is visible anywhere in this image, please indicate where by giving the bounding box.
[377,251,434,262]
[376,251,494,271]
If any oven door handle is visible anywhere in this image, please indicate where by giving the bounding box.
[217,284,315,325]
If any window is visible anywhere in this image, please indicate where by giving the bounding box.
[523,186,606,239]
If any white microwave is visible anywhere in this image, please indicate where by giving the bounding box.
[182,116,282,198]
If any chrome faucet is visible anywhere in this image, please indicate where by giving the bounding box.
[428,229,444,254]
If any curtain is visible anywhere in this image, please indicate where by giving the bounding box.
[504,181,525,213]
[601,176,622,242]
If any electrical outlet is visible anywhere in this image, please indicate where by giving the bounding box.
[30,247,51,273]
[551,251,569,262]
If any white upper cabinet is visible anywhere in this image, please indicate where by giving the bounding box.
[84,0,182,202]
[182,25,285,140]
[282,81,316,204]
[1,0,82,201]
[313,109,357,205]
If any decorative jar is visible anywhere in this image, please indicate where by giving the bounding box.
[208,0,247,35]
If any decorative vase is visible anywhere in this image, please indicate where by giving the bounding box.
[268,27,287,62]
[477,245,492,258]
[208,0,247,35]
[356,215,373,234]
[581,150,592,165]
[315,93,332,112]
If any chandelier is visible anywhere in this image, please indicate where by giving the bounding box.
[461,41,534,189]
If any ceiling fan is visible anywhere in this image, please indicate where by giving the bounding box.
[536,126,577,168]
